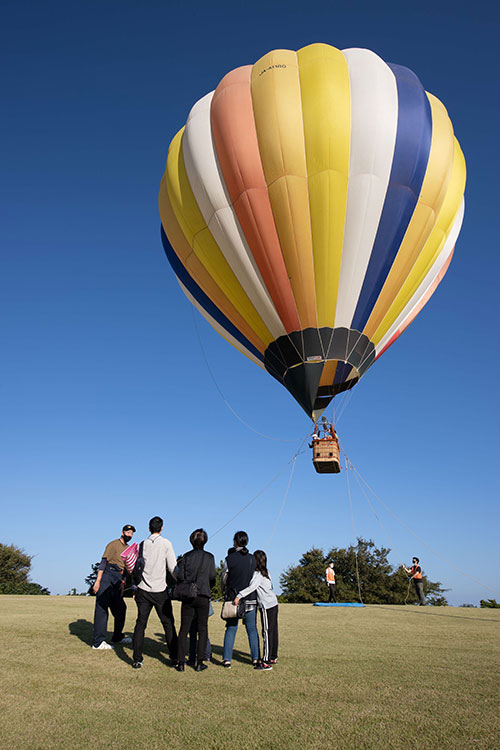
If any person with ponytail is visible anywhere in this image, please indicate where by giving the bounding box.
[234,550,278,670]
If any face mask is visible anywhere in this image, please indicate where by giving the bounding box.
[123,535,132,544]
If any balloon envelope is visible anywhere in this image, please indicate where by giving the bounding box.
[159,43,465,420]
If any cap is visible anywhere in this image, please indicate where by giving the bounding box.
[122,524,136,532]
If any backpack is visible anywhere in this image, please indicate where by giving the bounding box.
[132,541,145,585]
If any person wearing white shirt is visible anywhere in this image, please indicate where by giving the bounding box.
[131,516,177,669]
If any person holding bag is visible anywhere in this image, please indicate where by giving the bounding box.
[175,529,216,672]
[221,531,259,669]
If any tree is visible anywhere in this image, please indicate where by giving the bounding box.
[211,560,225,601]
[280,538,448,605]
[0,581,49,595]
[0,543,32,585]
[279,547,326,603]
[85,562,100,594]
[480,599,500,608]
[0,543,49,594]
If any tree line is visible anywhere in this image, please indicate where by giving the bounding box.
[279,539,448,605]
[2,538,497,607]
[0,543,49,595]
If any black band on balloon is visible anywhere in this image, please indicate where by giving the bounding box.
[264,327,375,417]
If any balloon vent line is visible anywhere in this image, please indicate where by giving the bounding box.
[191,308,299,443]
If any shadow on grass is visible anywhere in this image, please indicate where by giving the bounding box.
[152,632,254,666]
[69,619,173,667]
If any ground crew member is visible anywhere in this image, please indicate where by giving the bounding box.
[325,562,336,602]
[403,556,426,605]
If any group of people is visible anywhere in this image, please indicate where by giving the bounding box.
[91,520,279,671]
[322,558,426,605]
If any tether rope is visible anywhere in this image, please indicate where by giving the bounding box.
[345,456,406,566]
[345,455,364,604]
[192,307,299,443]
[342,450,499,598]
[266,453,298,548]
[211,431,310,540]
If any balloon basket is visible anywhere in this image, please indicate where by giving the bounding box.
[311,436,341,474]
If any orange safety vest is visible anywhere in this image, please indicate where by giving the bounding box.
[411,565,422,579]
[326,568,335,583]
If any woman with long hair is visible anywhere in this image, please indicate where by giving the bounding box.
[221,531,259,668]
[234,549,278,670]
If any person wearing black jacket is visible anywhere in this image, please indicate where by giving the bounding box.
[222,531,259,668]
[175,529,216,672]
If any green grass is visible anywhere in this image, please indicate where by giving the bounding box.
[0,597,499,749]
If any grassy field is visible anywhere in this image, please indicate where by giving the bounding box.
[0,596,499,749]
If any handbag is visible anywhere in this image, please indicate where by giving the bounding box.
[172,551,204,602]
[220,600,239,620]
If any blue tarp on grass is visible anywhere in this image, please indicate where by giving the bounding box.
[313,602,365,607]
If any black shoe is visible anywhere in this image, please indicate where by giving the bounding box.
[132,661,143,669]
[254,662,272,671]
[195,662,208,672]
[223,661,231,669]
[175,662,185,672]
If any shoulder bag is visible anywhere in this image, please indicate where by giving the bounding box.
[172,551,205,602]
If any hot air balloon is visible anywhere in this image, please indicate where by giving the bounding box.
[159,43,465,471]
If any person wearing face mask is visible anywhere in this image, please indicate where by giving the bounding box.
[91,524,136,650]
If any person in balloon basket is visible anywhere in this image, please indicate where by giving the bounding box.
[234,550,278,670]
[175,528,216,672]
[325,562,336,602]
[92,524,136,650]
[402,556,426,605]
[131,516,178,669]
[221,531,260,669]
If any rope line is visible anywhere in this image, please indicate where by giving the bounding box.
[345,455,364,604]
[211,431,309,540]
[191,308,298,443]
[343,452,500,598]
[348,458,406,566]
[266,454,298,548]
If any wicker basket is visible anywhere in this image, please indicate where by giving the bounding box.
[312,437,341,474]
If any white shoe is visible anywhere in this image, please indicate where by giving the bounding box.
[115,636,132,644]
[92,642,114,650]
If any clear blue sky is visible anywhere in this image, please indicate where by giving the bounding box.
[2,0,498,605]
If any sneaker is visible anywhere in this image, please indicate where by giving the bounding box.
[92,642,114,650]
[223,661,231,669]
[132,661,143,669]
[269,658,278,664]
[113,636,132,644]
[254,662,272,671]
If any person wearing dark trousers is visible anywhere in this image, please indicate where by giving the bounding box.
[92,524,136,650]
[222,531,259,668]
[235,550,278,670]
[188,601,213,665]
[403,556,426,605]
[175,529,216,672]
[132,516,178,669]
[326,562,336,602]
